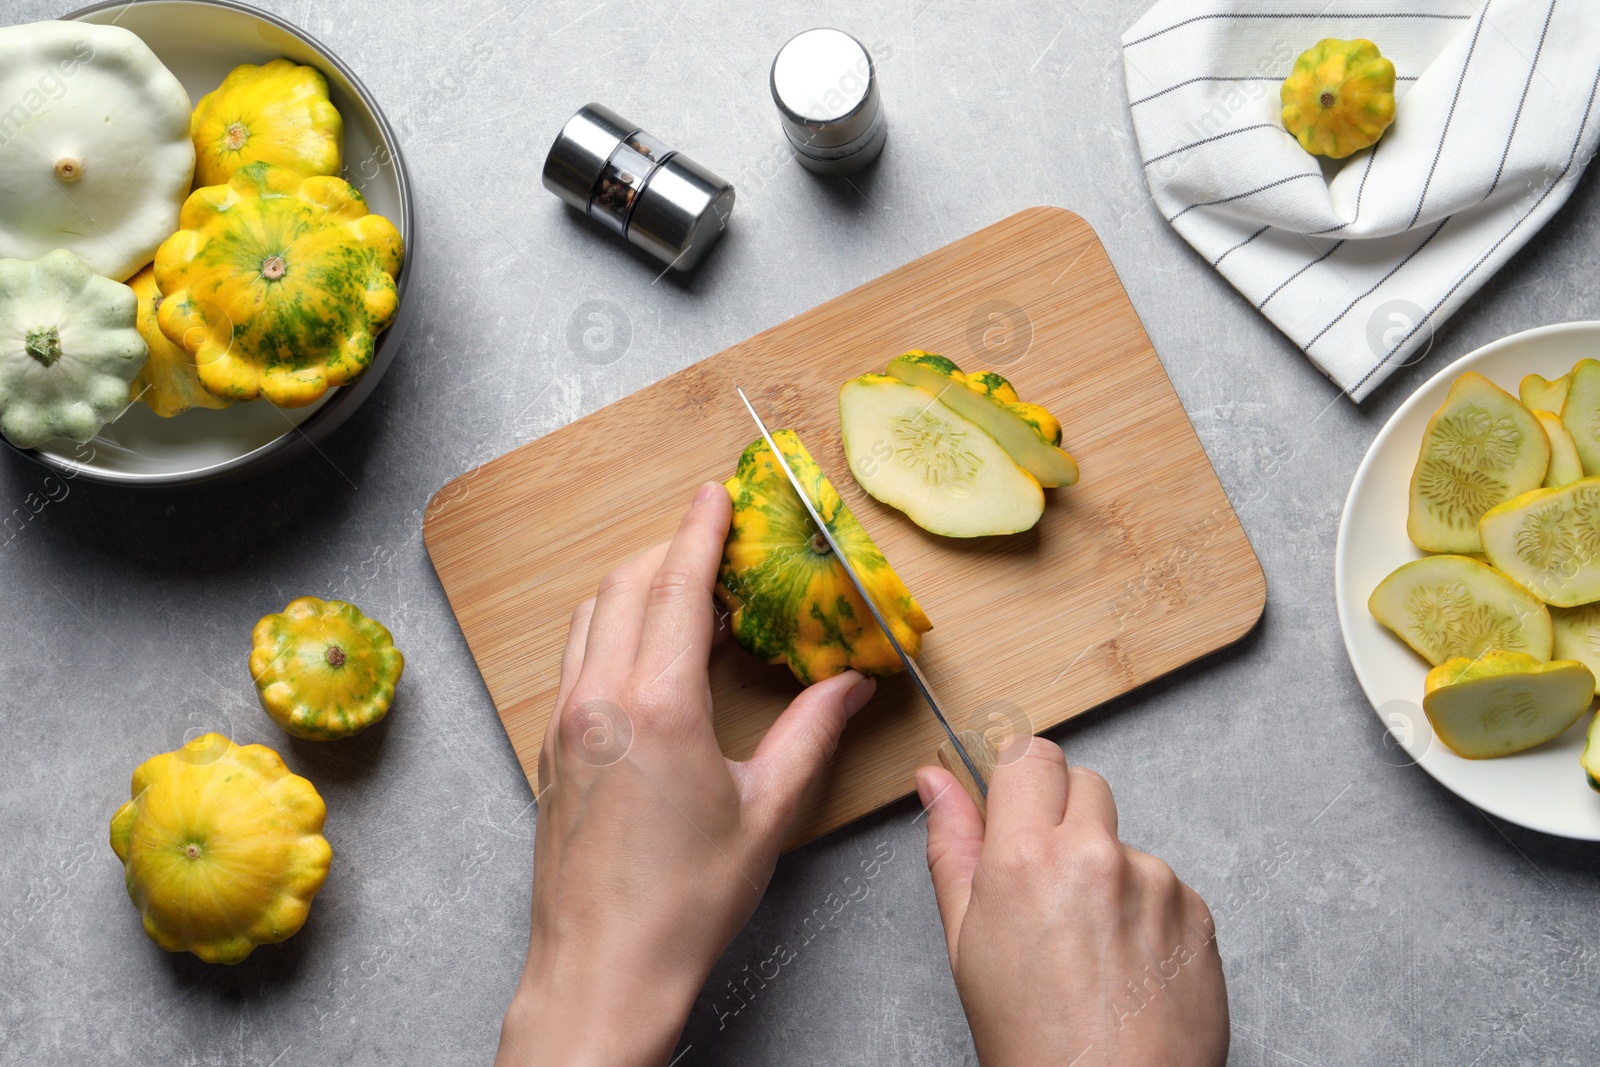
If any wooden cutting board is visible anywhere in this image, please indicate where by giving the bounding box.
[423,206,1265,849]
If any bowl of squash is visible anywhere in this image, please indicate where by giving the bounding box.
[0,0,413,485]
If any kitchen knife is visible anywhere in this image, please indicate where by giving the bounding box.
[734,387,997,816]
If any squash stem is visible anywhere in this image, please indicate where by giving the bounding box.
[25,326,62,368]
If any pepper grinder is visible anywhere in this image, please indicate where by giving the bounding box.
[770,28,887,176]
[542,103,735,271]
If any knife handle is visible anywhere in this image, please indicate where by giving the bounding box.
[936,730,999,821]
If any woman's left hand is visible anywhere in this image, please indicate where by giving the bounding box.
[496,482,878,1067]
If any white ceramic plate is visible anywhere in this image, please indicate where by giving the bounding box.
[17,0,414,486]
[1335,321,1600,840]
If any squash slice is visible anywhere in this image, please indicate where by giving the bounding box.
[1423,651,1594,759]
[885,352,1078,488]
[1479,478,1600,607]
[1582,712,1600,792]
[840,373,1044,537]
[1368,555,1551,667]
[1408,372,1548,554]
[1561,358,1600,476]
[1535,411,1583,488]
[1550,603,1600,694]
[1521,372,1570,415]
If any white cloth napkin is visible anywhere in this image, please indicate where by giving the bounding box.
[1122,0,1600,400]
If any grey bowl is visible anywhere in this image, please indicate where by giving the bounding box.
[9,0,416,487]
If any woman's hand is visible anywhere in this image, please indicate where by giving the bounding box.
[496,483,877,1067]
[917,739,1228,1067]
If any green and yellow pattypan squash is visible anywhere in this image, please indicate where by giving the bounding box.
[126,266,231,417]
[192,59,343,187]
[109,733,332,964]
[251,596,405,739]
[1281,38,1397,159]
[0,250,146,448]
[154,162,403,407]
[717,429,932,685]
[0,21,194,280]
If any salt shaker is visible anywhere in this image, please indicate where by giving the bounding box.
[770,28,887,176]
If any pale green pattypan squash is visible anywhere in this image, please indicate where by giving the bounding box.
[0,250,146,448]
[0,21,194,280]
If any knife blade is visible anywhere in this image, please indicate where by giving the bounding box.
[734,387,992,802]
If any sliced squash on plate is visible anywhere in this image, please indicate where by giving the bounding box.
[1368,555,1551,667]
[1408,372,1548,554]
[1520,372,1570,416]
[1561,358,1600,475]
[1535,410,1583,488]
[1423,651,1594,759]
[1479,478,1600,607]
[1582,712,1600,792]
[1551,603,1600,693]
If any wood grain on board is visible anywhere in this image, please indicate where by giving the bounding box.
[423,206,1266,849]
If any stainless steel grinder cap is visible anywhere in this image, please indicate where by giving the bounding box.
[770,28,886,176]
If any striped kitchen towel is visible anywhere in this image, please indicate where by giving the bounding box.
[1122,0,1600,401]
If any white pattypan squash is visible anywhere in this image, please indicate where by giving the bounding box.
[0,250,147,448]
[0,21,194,280]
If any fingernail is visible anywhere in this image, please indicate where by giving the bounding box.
[915,769,935,809]
[694,481,721,506]
[844,674,877,716]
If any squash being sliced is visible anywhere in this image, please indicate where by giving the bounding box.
[840,373,1044,537]
[1479,478,1600,607]
[717,429,932,685]
[1368,555,1551,667]
[1408,372,1547,553]
[1423,651,1594,759]
[1521,372,1570,416]
[1535,410,1583,488]
[886,351,1078,488]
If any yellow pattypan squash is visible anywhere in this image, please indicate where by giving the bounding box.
[191,59,343,187]
[717,430,932,685]
[1281,38,1396,159]
[154,162,403,407]
[251,596,405,739]
[109,733,332,965]
[126,265,232,417]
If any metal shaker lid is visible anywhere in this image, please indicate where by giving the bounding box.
[627,154,736,271]
[770,29,881,156]
[541,103,635,211]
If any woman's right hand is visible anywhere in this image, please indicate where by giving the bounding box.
[916,738,1229,1067]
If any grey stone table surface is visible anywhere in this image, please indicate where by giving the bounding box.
[3,1,1597,1064]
